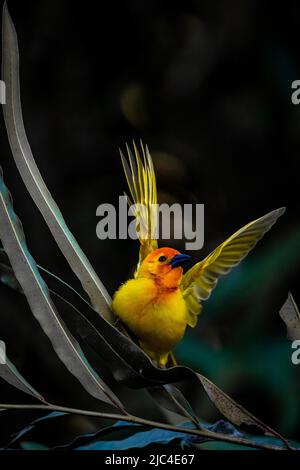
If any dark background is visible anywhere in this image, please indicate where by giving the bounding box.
[0,0,299,447]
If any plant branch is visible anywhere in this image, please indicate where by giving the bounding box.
[0,402,292,451]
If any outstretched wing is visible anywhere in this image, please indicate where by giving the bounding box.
[181,207,285,327]
[120,142,158,273]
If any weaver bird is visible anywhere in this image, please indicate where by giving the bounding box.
[112,143,285,367]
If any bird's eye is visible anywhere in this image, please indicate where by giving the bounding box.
[158,256,167,262]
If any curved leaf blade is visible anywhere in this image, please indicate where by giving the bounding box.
[0,166,123,410]
[1,3,113,322]
[196,374,292,448]
[0,257,199,423]
[62,421,202,451]
[35,420,295,451]
[148,384,200,424]
[3,411,65,449]
[279,292,300,341]
[0,251,290,446]
[0,357,45,402]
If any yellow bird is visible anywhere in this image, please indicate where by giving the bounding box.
[112,143,285,367]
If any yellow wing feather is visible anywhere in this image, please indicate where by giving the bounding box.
[120,141,158,272]
[181,207,286,327]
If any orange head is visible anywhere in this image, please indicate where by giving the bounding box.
[138,247,190,288]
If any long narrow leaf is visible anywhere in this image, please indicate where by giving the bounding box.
[3,411,65,449]
[279,292,300,341]
[148,385,200,423]
[1,3,113,322]
[0,166,123,410]
[0,251,291,446]
[0,357,45,402]
[196,374,291,448]
[0,2,292,449]
[0,255,201,424]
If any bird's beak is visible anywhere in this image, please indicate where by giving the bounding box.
[168,253,191,268]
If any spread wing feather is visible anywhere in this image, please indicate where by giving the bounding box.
[120,142,158,273]
[181,208,285,327]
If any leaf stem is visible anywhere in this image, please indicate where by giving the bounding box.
[0,402,292,451]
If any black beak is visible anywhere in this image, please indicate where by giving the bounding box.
[168,253,191,268]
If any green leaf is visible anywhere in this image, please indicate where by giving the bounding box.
[199,432,300,451]
[0,252,200,424]
[1,3,113,323]
[148,384,200,423]
[0,166,123,410]
[3,411,65,449]
[0,250,291,447]
[196,373,291,448]
[56,421,204,450]
[17,419,299,451]
[0,357,45,402]
[279,292,300,341]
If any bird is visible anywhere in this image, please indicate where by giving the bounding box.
[112,142,285,368]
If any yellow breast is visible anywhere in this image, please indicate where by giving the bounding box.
[112,277,188,365]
